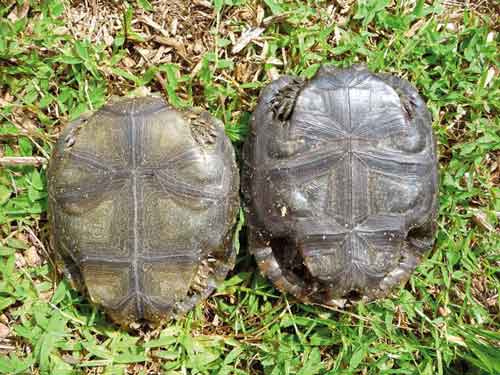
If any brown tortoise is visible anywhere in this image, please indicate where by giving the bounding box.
[47,96,240,325]
[243,65,439,305]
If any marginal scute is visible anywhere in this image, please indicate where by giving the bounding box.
[48,96,240,325]
[243,66,438,304]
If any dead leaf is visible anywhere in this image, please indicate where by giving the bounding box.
[256,4,265,25]
[232,27,265,54]
[192,0,212,8]
[7,1,30,22]
[447,334,466,346]
[14,253,26,268]
[472,210,495,232]
[484,67,497,88]
[25,246,42,267]
[138,15,169,37]
[405,19,425,38]
[153,36,188,58]
[0,323,9,339]
[438,306,451,317]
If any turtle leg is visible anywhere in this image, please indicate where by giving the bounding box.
[53,241,84,293]
[250,231,313,302]
[173,203,239,318]
[265,76,308,158]
[360,215,436,303]
[376,74,429,120]
[186,108,219,146]
[270,76,305,121]
[360,202,437,303]
[363,244,422,302]
[376,73,434,154]
[173,268,217,318]
[62,112,94,150]
[172,242,236,317]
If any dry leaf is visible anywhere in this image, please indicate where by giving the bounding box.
[7,1,30,22]
[405,19,425,38]
[232,27,265,54]
[0,323,9,339]
[472,210,495,232]
[484,67,497,88]
[25,247,42,267]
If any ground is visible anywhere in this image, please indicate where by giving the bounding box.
[0,0,499,374]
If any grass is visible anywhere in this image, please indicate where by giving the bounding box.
[0,0,499,374]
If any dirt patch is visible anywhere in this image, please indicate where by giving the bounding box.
[61,0,269,108]
[64,0,216,78]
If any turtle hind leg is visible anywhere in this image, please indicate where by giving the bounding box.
[250,231,315,302]
[171,258,219,318]
[270,77,305,121]
[172,237,238,318]
[52,239,85,294]
[364,245,421,301]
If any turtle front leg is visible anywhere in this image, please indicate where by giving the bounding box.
[186,107,219,145]
[267,77,307,158]
[270,76,305,121]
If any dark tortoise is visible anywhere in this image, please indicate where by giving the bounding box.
[243,65,438,305]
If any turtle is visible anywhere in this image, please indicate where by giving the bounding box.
[242,65,439,305]
[47,96,240,325]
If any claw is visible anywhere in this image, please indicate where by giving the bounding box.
[65,135,76,148]
[190,256,214,294]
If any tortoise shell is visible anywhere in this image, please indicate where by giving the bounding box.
[243,66,438,304]
[48,97,239,325]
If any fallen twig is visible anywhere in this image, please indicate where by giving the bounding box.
[0,156,48,167]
